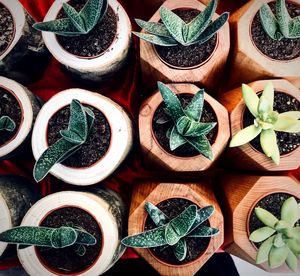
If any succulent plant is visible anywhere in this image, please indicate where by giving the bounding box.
[0,114,15,132]
[229,82,300,165]
[249,196,300,271]
[33,99,95,182]
[33,0,108,36]
[260,0,300,40]
[122,202,219,262]
[133,0,229,46]
[156,82,216,160]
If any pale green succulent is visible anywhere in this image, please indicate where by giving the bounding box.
[133,0,229,46]
[121,202,219,262]
[260,0,300,40]
[229,82,300,165]
[249,196,300,271]
[33,0,108,36]
[0,114,15,132]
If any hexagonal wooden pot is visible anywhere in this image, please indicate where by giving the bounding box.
[139,83,230,172]
[138,0,230,94]
[219,174,300,272]
[220,79,300,171]
[128,181,224,276]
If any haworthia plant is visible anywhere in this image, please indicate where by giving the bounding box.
[260,0,300,40]
[133,0,229,46]
[156,82,216,160]
[33,99,95,182]
[0,115,16,132]
[33,0,108,36]
[122,202,219,262]
[229,82,300,165]
[249,196,300,271]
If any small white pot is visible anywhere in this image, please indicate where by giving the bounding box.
[42,0,132,82]
[31,88,133,185]
[18,190,126,275]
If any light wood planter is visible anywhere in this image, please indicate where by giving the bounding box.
[220,79,300,171]
[128,181,224,276]
[219,174,300,273]
[138,0,230,93]
[139,83,230,171]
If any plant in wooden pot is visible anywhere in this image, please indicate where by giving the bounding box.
[33,0,132,83]
[31,90,133,185]
[134,0,230,93]
[139,82,230,171]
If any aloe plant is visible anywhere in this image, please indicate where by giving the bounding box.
[229,82,300,165]
[156,82,216,160]
[249,196,300,271]
[33,99,95,182]
[0,114,15,132]
[133,0,229,46]
[33,0,108,36]
[259,0,300,40]
[122,202,219,262]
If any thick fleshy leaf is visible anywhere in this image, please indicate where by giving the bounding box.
[173,239,187,261]
[260,129,277,157]
[261,82,274,107]
[145,202,168,227]
[68,99,88,140]
[270,143,280,165]
[276,0,290,37]
[60,129,83,144]
[281,197,299,227]
[75,230,97,245]
[229,125,261,147]
[62,3,85,33]
[185,135,213,160]
[249,226,276,242]
[290,227,300,239]
[76,244,86,256]
[269,245,289,269]
[132,32,178,46]
[184,89,204,121]
[0,116,16,131]
[273,233,285,247]
[242,84,259,117]
[259,4,279,40]
[273,113,300,132]
[287,239,300,254]
[187,226,219,237]
[288,15,300,38]
[83,106,95,135]
[254,207,279,228]
[258,96,272,116]
[256,236,275,264]
[189,206,215,233]
[169,126,187,150]
[286,249,298,272]
[135,19,170,37]
[51,227,78,248]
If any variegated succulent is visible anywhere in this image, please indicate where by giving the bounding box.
[249,196,300,271]
[260,0,300,40]
[133,0,229,46]
[33,99,95,182]
[229,82,300,165]
[33,0,108,36]
[156,82,216,160]
[121,202,219,262]
[0,114,15,132]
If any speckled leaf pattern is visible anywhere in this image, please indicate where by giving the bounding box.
[84,106,96,135]
[173,239,187,261]
[62,3,85,33]
[59,129,83,144]
[132,32,178,46]
[276,0,290,37]
[269,245,289,268]
[135,19,170,37]
[0,116,16,132]
[187,226,219,237]
[289,16,300,38]
[69,99,88,140]
[185,135,213,160]
[50,227,77,248]
[260,4,279,40]
[74,229,97,245]
[184,90,204,121]
[145,202,169,227]
[188,206,215,233]
[169,126,187,150]
[256,236,275,264]
[281,197,300,226]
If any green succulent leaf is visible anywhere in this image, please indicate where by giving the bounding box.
[260,129,278,158]
[59,130,84,144]
[256,236,275,264]
[242,84,259,117]
[273,233,285,248]
[288,15,300,38]
[229,125,262,147]
[258,96,272,116]
[185,135,213,160]
[286,249,298,272]
[255,207,279,228]
[287,239,300,254]
[249,226,276,243]
[145,202,168,227]
[189,205,215,233]
[270,144,280,165]
[260,3,280,40]
[276,0,290,37]
[51,227,77,248]
[135,19,170,37]
[68,99,88,140]
[169,126,187,150]
[132,32,178,46]
[269,245,289,269]
[184,89,204,121]
[281,197,300,227]
[261,82,274,107]
[75,229,97,245]
[62,3,85,33]
[173,238,187,261]
[187,225,219,237]
[0,116,16,132]
[76,244,86,256]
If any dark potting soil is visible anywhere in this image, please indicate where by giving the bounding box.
[56,0,117,57]
[37,207,102,274]
[243,91,300,155]
[249,193,300,248]
[47,104,111,167]
[0,3,14,56]
[155,9,217,68]
[144,198,210,265]
[251,1,300,60]
[0,87,22,146]
[152,93,218,157]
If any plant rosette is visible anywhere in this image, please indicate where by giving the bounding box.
[0,76,41,160]
[37,0,131,83]
[31,88,133,185]
[139,83,230,171]
[16,190,126,275]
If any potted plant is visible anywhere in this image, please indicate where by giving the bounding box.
[33,0,132,83]
[0,76,41,160]
[134,0,230,93]
[219,174,300,272]
[31,88,133,185]
[228,0,300,89]
[139,82,230,171]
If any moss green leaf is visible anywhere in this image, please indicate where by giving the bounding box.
[242,84,259,117]
[255,207,279,228]
[185,135,213,160]
[229,125,261,147]
[269,245,289,269]
[260,129,277,157]
[256,236,275,264]
[0,116,16,132]
[184,89,204,121]
[135,19,170,37]
[173,238,187,261]
[145,202,168,227]
[281,197,299,227]
[249,226,276,242]
[286,248,298,272]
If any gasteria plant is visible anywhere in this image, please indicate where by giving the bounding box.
[122,202,219,262]
[133,0,229,46]
[33,0,108,36]
[156,82,216,160]
[259,0,300,40]
[0,114,15,132]
[249,197,300,271]
[33,99,95,182]
[229,82,300,165]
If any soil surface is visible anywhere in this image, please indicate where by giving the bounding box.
[155,9,217,68]
[144,198,210,265]
[47,104,111,167]
[251,1,300,60]
[37,207,102,274]
[0,3,14,56]
[0,87,22,146]
[57,0,117,57]
[153,93,217,157]
[243,91,300,155]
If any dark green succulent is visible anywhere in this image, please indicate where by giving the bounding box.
[0,114,15,132]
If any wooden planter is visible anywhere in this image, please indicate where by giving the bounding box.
[138,0,230,93]
[219,174,300,272]
[139,83,230,172]
[128,181,224,276]
[220,79,300,171]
